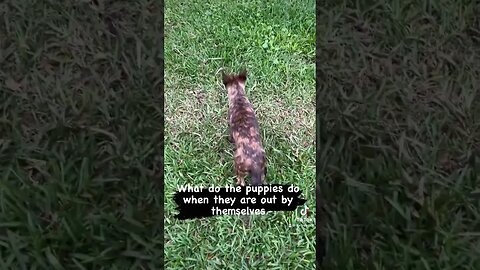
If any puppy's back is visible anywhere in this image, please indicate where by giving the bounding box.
[223,70,266,185]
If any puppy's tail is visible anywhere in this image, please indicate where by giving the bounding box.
[250,165,266,186]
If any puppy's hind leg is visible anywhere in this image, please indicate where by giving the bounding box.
[235,166,246,186]
[236,173,246,186]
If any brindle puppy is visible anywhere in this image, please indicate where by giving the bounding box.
[222,69,266,186]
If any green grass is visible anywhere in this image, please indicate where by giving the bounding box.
[0,1,163,268]
[164,0,315,269]
[318,0,480,269]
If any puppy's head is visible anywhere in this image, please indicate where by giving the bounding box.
[222,69,247,86]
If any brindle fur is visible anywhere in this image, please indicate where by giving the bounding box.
[222,69,266,186]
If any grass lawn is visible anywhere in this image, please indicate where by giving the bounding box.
[164,0,315,269]
[318,1,480,269]
[0,1,163,268]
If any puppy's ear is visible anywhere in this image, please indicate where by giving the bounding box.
[237,69,247,82]
[222,72,231,85]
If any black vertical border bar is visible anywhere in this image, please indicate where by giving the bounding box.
[159,0,165,268]
[315,0,325,268]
